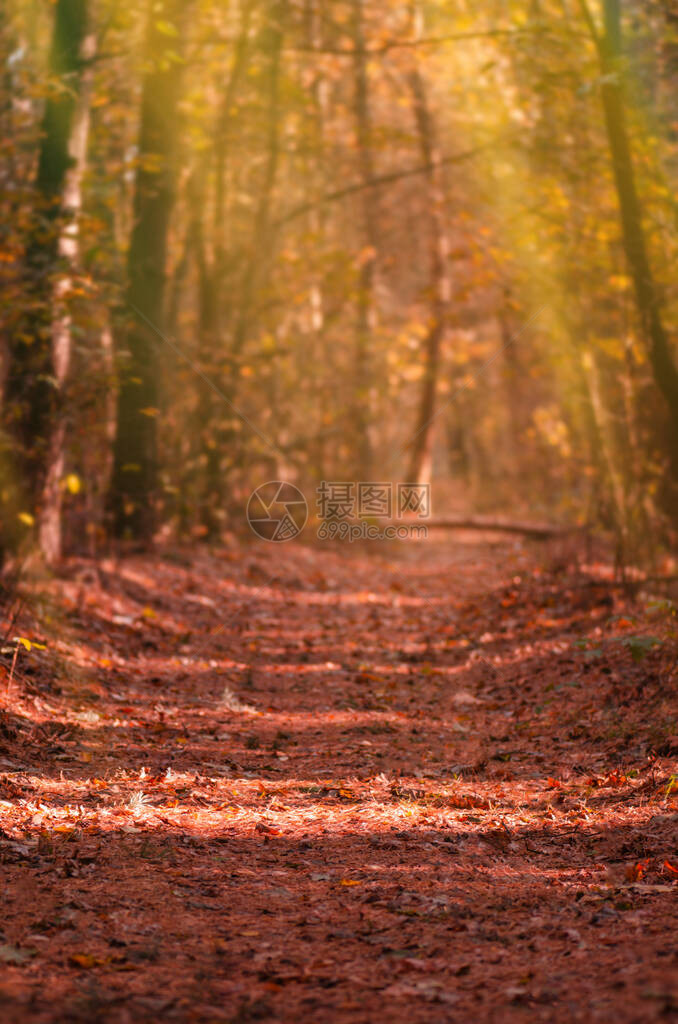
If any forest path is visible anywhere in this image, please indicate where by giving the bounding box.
[0,537,677,1023]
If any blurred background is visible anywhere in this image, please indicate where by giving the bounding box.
[1,0,677,566]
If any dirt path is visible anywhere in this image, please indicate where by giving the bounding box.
[0,538,677,1023]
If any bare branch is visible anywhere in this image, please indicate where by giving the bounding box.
[275,134,516,227]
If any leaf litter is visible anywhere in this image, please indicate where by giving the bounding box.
[0,537,676,1022]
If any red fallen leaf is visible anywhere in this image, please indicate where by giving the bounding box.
[605,770,627,787]
[625,859,650,882]
[454,794,489,809]
[546,777,562,789]
[255,822,280,835]
[402,957,433,972]
[663,860,678,877]
[355,672,381,684]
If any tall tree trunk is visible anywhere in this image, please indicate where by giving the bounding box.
[199,0,254,532]
[231,0,284,359]
[191,169,223,538]
[580,348,629,544]
[39,22,95,564]
[351,0,377,480]
[215,0,284,482]
[586,0,678,474]
[405,19,451,486]
[109,0,185,541]
[214,0,254,284]
[304,0,330,482]
[3,0,90,561]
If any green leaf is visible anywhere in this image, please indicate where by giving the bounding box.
[620,636,662,662]
[0,944,34,964]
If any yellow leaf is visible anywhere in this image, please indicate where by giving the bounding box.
[14,637,46,651]
[142,606,156,619]
[340,879,361,886]
[65,474,81,495]
[17,512,34,527]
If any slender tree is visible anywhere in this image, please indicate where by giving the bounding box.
[39,19,95,563]
[405,10,451,485]
[351,0,378,480]
[231,0,285,359]
[3,0,92,562]
[582,0,678,473]
[109,0,186,540]
[199,0,255,532]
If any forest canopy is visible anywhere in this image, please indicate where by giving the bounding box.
[1,0,677,564]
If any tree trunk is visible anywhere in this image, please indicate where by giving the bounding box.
[216,0,284,481]
[200,0,255,533]
[580,348,628,544]
[351,0,378,480]
[39,21,95,564]
[231,0,284,359]
[405,26,451,486]
[3,0,90,561]
[109,0,185,541]
[303,0,331,482]
[593,0,678,473]
[214,0,254,281]
[193,173,224,538]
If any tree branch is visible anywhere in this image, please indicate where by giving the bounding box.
[275,134,516,227]
[285,26,589,56]
[425,516,577,539]
[576,0,604,58]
